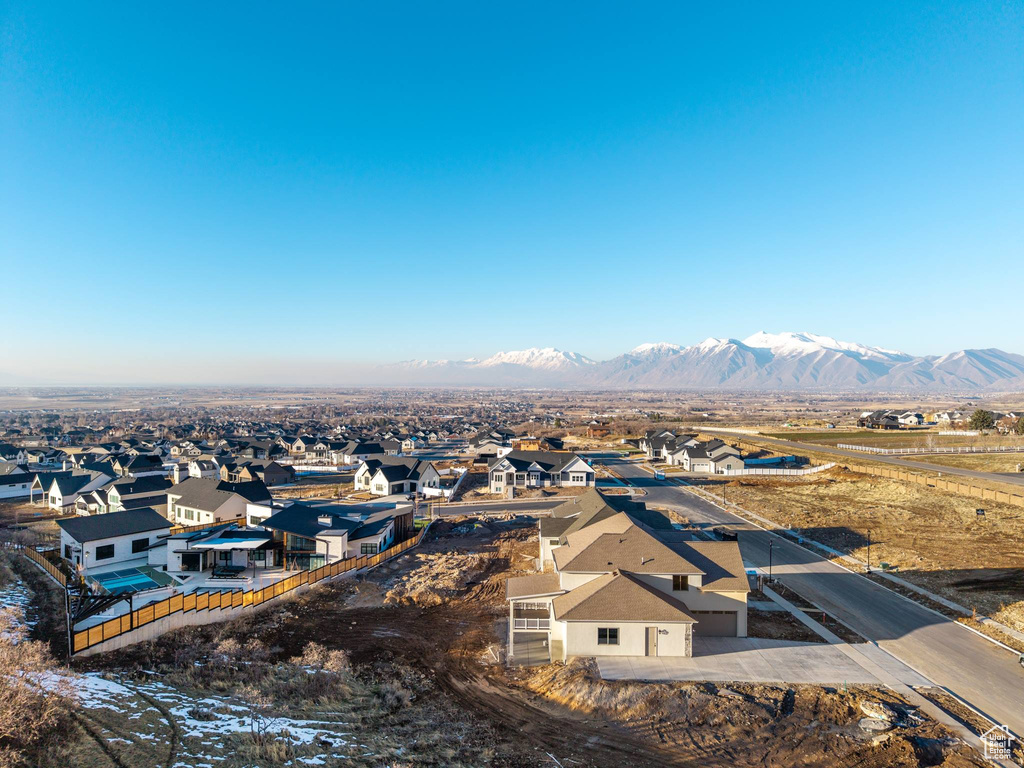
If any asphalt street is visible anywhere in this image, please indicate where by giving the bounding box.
[607,458,1024,738]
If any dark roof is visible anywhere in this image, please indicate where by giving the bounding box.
[57,508,172,543]
[488,450,586,474]
[261,502,397,541]
[261,503,363,538]
[168,477,272,511]
[107,475,172,496]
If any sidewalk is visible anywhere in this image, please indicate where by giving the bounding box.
[762,584,1018,768]
[686,481,1024,650]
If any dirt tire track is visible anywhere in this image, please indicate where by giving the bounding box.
[133,684,181,768]
[72,711,132,768]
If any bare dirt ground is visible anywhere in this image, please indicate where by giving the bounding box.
[56,518,992,767]
[271,475,355,500]
[712,468,1024,633]
[511,659,988,768]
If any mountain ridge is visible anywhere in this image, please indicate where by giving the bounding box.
[383,332,1024,391]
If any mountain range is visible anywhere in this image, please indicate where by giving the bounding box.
[385,332,1024,391]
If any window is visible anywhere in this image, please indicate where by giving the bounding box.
[548,539,559,546]
[95,544,115,561]
[570,473,587,483]
[360,542,378,555]
[131,537,149,554]
[672,574,689,591]
[64,544,72,559]
[597,627,619,645]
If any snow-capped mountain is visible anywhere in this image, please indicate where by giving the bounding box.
[741,331,912,362]
[386,333,1024,390]
[478,347,596,369]
[629,342,684,356]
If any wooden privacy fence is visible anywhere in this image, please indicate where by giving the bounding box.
[23,547,68,587]
[71,525,429,655]
[846,463,1024,509]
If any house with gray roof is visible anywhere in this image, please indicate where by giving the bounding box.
[506,491,748,664]
[167,477,272,526]
[260,501,408,568]
[353,457,441,496]
[44,469,115,511]
[487,450,594,494]
[57,508,172,575]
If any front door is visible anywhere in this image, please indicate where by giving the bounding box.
[645,626,659,657]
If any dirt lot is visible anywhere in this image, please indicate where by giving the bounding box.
[713,468,1024,633]
[764,430,1024,450]
[271,474,355,500]
[510,659,987,768]
[48,518,992,766]
[915,453,1024,473]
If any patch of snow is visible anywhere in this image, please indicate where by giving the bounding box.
[0,579,36,638]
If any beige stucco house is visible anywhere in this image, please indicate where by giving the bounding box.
[506,491,748,663]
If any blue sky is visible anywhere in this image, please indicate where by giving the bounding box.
[2,2,1022,384]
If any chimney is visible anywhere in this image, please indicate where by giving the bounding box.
[317,514,333,527]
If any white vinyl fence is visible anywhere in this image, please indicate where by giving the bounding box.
[837,444,1024,456]
[724,462,835,477]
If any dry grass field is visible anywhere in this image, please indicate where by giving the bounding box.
[762,429,1024,450]
[914,453,1024,473]
[716,469,1024,633]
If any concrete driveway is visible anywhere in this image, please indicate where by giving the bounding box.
[596,637,931,685]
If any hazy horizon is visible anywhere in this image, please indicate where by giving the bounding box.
[2,3,1021,384]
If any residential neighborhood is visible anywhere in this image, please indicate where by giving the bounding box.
[3,4,1023,763]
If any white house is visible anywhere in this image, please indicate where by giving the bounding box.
[188,459,221,479]
[57,508,172,576]
[45,470,114,511]
[0,465,34,500]
[668,440,743,474]
[354,457,441,496]
[260,501,403,569]
[488,451,594,494]
[167,477,272,526]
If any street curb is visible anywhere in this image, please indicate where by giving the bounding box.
[673,481,1024,660]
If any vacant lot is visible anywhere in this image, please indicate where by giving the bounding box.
[511,659,987,768]
[915,453,1024,473]
[764,429,1024,450]
[716,469,1024,633]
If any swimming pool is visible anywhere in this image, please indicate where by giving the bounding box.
[90,566,173,595]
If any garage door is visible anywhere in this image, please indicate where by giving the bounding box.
[693,610,737,636]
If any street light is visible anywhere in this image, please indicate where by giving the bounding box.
[768,539,774,582]
[866,529,871,573]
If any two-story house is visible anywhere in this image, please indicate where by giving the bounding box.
[488,451,594,494]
